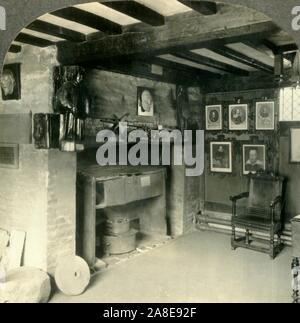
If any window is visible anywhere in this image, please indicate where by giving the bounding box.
[280,87,300,121]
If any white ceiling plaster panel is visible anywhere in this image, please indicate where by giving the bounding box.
[158,54,226,74]
[191,48,257,72]
[39,13,99,34]
[74,2,140,25]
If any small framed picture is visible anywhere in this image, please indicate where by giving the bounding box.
[243,144,266,175]
[210,142,232,173]
[256,101,275,130]
[290,128,300,163]
[0,63,21,101]
[206,105,222,130]
[137,87,154,117]
[229,104,248,130]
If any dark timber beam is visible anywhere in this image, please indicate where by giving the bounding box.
[177,1,218,15]
[102,1,165,26]
[15,33,54,47]
[262,40,298,54]
[173,50,249,76]
[91,60,209,86]
[27,20,86,42]
[208,45,274,74]
[8,44,22,53]
[150,56,220,78]
[87,56,219,86]
[51,7,123,34]
[57,7,278,65]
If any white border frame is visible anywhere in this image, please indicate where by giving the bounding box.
[205,105,222,130]
[242,144,266,175]
[229,104,248,131]
[255,101,275,130]
[210,141,232,173]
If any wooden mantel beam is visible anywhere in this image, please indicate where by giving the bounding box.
[101,1,165,26]
[177,1,218,15]
[57,7,278,65]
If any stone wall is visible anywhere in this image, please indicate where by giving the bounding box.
[46,151,77,274]
[0,45,77,273]
[84,69,178,128]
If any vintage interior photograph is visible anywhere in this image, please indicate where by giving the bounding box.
[210,142,232,173]
[256,101,275,130]
[243,144,266,175]
[229,104,248,130]
[206,105,222,130]
[0,0,300,305]
[137,87,155,117]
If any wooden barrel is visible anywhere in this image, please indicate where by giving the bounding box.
[106,217,130,236]
[103,230,136,255]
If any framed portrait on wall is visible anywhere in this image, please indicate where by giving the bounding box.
[0,63,21,101]
[290,128,300,163]
[210,142,232,173]
[243,144,266,175]
[137,87,154,117]
[229,104,248,130]
[256,101,275,130]
[206,105,222,130]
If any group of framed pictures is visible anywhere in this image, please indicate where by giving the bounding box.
[206,101,275,131]
[210,142,266,175]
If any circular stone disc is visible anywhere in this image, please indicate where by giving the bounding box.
[55,256,90,296]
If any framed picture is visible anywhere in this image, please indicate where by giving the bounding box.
[229,104,248,130]
[243,144,266,175]
[290,128,300,163]
[206,105,222,130]
[256,101,275,130]
[0,63,21,101]
[137,87,154,117]
[210,142,232,173]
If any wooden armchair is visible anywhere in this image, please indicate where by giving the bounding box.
[230,173,285,259]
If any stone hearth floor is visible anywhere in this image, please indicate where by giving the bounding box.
[51,230,292,303]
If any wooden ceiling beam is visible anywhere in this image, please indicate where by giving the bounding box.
[262,40,298,54]
[150,56,220,78]
[173,50,249,76]
[101,1,165,26]
[26,20,86,42]
[8,44,22,53]
[177,1,218,15]
[57,7,278,65]
[51,7,123,34]
[15,33,54,47]
[86,56,218,86]
[208,45,274,74]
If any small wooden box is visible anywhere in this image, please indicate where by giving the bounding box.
[291,215,300,258]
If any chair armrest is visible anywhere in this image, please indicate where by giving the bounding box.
[230,192,249,202]
[270,196,282,209]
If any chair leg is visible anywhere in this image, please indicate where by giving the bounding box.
[270,227,275,259]
[245,229,250,245]
[231,225,236,250]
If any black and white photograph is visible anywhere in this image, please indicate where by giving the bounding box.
[0,63,21,101]
[229,104,248,130]
[243,144,266,175]
[137,87,154,117]
[1,0,300,306]
[206,105,222,130]
[210,142,232,173]
[256,101,275,130]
